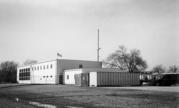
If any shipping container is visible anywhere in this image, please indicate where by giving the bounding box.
[90,72,140,87]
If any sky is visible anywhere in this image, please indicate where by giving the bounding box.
[0,0,178,69]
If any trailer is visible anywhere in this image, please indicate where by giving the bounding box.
[89,72,140,87]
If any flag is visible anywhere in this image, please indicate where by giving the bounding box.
[57,53,62,57]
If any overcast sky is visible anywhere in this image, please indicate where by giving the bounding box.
[0,0,178,69]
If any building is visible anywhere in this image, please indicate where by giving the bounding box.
[64,68,140,87]
[17,59,102,84]
[17,59,141,86]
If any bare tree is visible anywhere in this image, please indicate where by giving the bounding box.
[103,45,147,72]
[127,49,147,73]
[0,61,18,83]
[168,65,178,73]
[103,46,128,70]
[152,65,165,74]
[23,59,38,65]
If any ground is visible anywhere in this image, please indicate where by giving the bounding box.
[0,84,178,108]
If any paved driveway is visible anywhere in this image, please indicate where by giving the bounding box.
[105,86,179,92]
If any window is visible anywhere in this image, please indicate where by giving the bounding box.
[47,65,49,69]
[19,68,30,80]
[43,65,45,70]
[40,66,42,70]
[34,67,36,71]
[79,64,83,68]
[50,75,52,78]
[67,75,69,79]
[37,66,39,70]
[50,64,53,69]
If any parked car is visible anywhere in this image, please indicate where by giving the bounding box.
[139,73,153,85]
[152,73,179,86]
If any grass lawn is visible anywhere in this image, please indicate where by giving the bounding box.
[0,84,178,108]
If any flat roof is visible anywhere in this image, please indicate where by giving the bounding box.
[64,68,128,73]
[18,59,102,68]
[17,59,56,68]
[17,65,31,68]
[57,59,102,62]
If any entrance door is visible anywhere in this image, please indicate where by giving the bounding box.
[59,75,63,84]
[81,73,89,87]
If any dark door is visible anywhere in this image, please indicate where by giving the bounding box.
[81,73,89,87]
[59,75,63,84]
[74,74,81,86]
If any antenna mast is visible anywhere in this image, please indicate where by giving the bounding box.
[97,29,100,62]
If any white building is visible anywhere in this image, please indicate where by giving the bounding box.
[17,59,102,84]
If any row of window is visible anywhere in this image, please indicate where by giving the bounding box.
[19,72,30,76]
[40,75,53,80]
[19,75,53,81]
[19,70,30,80]
[19,68,30,72]
[43,75,53,78]
[19,76,30,80]
[32,64,53,71]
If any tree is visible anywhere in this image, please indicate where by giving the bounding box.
[23,59,38,65]
[0,61,18,83]
[127,49,147,73]
[103,46,128,70]
[168,65,178,73]
[103,45,147,72]
[152,65,165,74]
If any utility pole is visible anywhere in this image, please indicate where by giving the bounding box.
[97,29,100,62]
